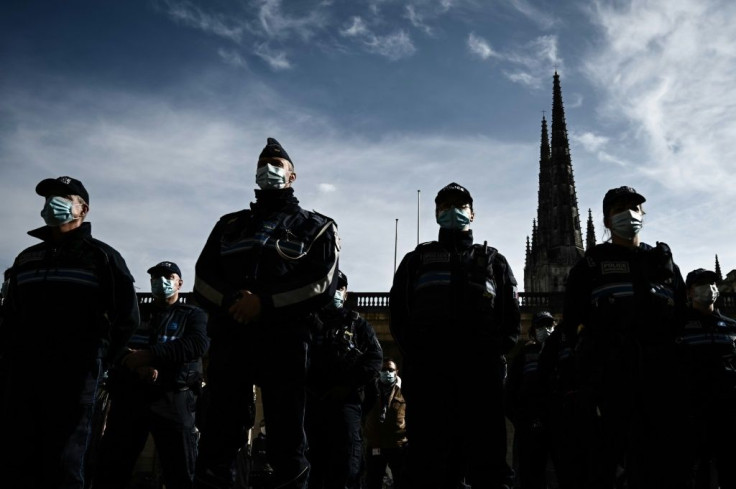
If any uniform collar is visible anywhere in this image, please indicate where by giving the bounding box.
[252,187,300,214]
[438,227,473,251]
[27,221,92,243]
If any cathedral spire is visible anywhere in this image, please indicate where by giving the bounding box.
[716,254,723,283]
[586,209,596,251]
[524,72,584,293]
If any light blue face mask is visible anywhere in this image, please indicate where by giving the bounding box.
[256,163,289,189]
[610,210,643,240]
[332,290,345,309]
[41,196,78,226]
[380,371,396,385]
[151,276,177,299]
[436,207,471,230]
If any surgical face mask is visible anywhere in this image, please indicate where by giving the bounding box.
[534,327,552,344]
[610,209,643,240]
[332,290,345,309]
[436,207,471,230]
[41,196,79,226]
[692,284,719,305]
[151,277,177,299]
[256,163,289,189]
[380,370,396,385]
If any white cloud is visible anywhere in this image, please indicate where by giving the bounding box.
[159,0,243,43]
[217,48,247,68]
[254,0,329,42]
[405,5,433,35]
[509,0,559,30]
[363,30,416,60]
[253,42,292,70]
[340,16,369,37]
[582,0,736,192]
[318,183,336,192]
[467,32,498,60]
[572,131,608,153]
[472,34,562,89]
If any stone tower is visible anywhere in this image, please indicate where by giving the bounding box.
[524,72,585,293]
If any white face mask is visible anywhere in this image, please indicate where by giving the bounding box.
[692,284,719,305]
[256,163,289,189]
[610,209,643,240]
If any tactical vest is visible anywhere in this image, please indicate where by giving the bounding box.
[584,241,677,345]
[409,241,499,333]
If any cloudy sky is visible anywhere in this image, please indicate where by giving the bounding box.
[2,0,735,294]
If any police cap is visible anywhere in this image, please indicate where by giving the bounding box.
[435,182,473,210]
[147,261,182,278]
[259,137,293,166]
[602,186,645,216]
[36,176,90,205]
[337,270,348,289]
[685,268,718,288]
[531,311,555,329]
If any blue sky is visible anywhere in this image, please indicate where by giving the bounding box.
[2,0,736,293]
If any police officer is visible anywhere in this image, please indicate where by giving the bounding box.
[94,261,209,489]
[0,176,139,489]
[561,186,687,488]
[192,137,340,489]
[678,268,736,488]
[304,270,383,489]
[390,182,521,489]
[506,311,556,489]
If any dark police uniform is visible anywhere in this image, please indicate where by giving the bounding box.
[193,187,339,489]
[94,300,209,489]
[0,221,139,489]
[562,241,687,488]
[507,336,550,489]
[390,227,520,489]
[305,305,383,489]
[677,306,736,488]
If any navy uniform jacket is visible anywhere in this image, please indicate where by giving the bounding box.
[506,340,546,424]
[193,188,340,333]
[562,241,686,348]
[677,307,736,414]
[389,228,521,361]
[307,307,383,397]
[111,302,210,391]
[2,222,139,370]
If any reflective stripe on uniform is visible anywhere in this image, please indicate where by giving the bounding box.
[16,268,100,287]
[193,275,225,307]
[271,253,338,309]
[591,282,633,300]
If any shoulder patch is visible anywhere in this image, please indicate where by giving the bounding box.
[601,261,630,275]
[421,251,451,264]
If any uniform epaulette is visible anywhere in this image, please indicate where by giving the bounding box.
[309,209,336,224]
[219,209,250,225]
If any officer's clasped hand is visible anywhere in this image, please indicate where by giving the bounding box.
[121,349,154,370]
[228,290,262,324]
